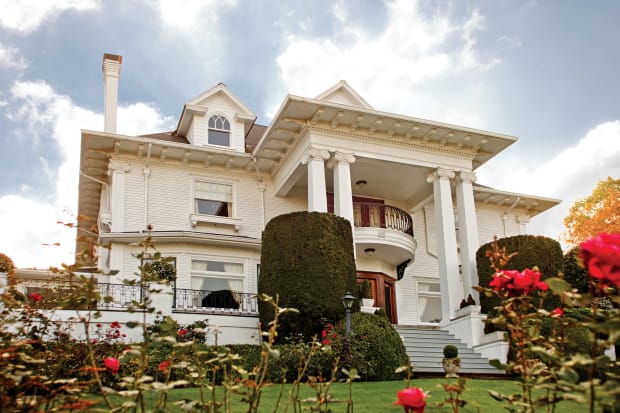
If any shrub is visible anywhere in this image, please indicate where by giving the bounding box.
[477,235,564,316]
[258,212,358,343]
[359,279,372,299]
[563,246,590,293]
[443,344,458,359]
[332,312,409,381]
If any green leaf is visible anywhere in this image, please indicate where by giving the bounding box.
[545,277,572,294]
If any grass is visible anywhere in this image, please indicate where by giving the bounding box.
[93,377,598,412]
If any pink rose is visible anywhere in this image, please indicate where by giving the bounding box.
[490,269,547,296]
[104,357,120,374]
[394,387,427,413]
[551,308,564,318]
[580,233,620,288]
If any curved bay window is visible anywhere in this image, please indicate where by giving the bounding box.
[208,114,230,146]
[191,259,244,309]
[357,271,397,324]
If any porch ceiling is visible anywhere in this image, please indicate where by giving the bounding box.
[292,157,433,206]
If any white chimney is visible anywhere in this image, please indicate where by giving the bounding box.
[102,53,122,133]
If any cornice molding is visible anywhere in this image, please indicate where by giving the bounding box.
[307,126,477,159]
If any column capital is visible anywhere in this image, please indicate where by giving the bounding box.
[426,167,455,183]
[301,146,330,164]
[517,214,530,224]
[334,151,356,165]
[457,171,477,184]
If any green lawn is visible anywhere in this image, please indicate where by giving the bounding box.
[94,378,599,412]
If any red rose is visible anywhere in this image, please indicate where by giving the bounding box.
[29,292,42,302]
[322,339,331,346]
[551,308,564,318]
[321,330,327,338]
[580,233,620,288]
[158,360,171,373]
[394,387,427,413]
[178,328,189,337]
[110,321,121,329]
[489,271,512,290]
[104,357,120,374]
[490,269,547,296]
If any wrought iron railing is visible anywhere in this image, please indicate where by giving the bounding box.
[174,288,258,313]
[97,283,145,309]
[353,202,414,236]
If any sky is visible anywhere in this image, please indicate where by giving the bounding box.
[0,0,619,268]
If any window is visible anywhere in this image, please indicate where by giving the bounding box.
[194,181,232,217]
[191,259,244,309]
[208,114,230,146]
[417,281,442,323]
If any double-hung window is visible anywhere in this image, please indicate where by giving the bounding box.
[191,259,244,309]
[208,115,230,146]
[195,181,232,217]
[417,281,442,323]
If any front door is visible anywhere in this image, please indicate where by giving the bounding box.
[357,271,397,324]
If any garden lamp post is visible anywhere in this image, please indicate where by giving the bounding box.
[341,291,356,335]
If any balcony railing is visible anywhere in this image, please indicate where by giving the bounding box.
[174,288,258,314]
[97,283,145,309]
[353,202,413,236]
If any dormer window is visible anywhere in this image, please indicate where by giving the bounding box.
[208,115,230,146]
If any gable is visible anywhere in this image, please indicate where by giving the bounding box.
[315,80,373,109]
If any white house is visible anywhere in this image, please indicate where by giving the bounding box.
[12,54,561,363]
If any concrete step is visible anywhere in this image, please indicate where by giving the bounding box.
[396,326,503,375]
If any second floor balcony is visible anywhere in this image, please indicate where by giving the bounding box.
[352,202,416,268]
[352,202,413,236]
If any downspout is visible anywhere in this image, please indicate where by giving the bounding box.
[422,205,438,259]
[143,143,152,231]
[502,196,520,237]
[250,155,266,230]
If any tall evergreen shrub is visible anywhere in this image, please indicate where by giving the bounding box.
[476,235,564,316]
[258,212,358,342]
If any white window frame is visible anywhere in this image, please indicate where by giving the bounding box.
[416,279,442,324]
[189,178,241,230]
[189,257,246,309]
[207,114,231,147]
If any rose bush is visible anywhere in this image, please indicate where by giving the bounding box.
[579,232,620,287]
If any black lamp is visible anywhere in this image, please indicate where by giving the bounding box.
[341,291,356,335]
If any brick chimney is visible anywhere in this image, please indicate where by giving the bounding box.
[102,53,122,133]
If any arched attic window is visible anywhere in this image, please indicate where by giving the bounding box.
[208,114,230,146]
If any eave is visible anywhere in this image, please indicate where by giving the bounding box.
[99,231,261,251]
[253,95,518,174]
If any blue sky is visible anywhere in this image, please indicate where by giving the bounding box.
[0,0,618,268]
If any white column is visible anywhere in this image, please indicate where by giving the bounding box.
[427,168,461,322]
[301,147,330,212]
[333,152,356,225]
[455,171,480,301]
[109,166,127,232]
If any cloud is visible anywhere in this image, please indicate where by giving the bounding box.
[274,0,499,123]
[478,120,620,243]
[0,41,27,70]
[149,0,237,32]
[0,0,100,34]
[1,80,174,268]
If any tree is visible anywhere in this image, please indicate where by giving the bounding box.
[563,177,620,246]
[0,253,15,273]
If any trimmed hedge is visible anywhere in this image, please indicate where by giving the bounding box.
[258,212,358,343]
[476,235,564,317]
[563,247,590,293]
